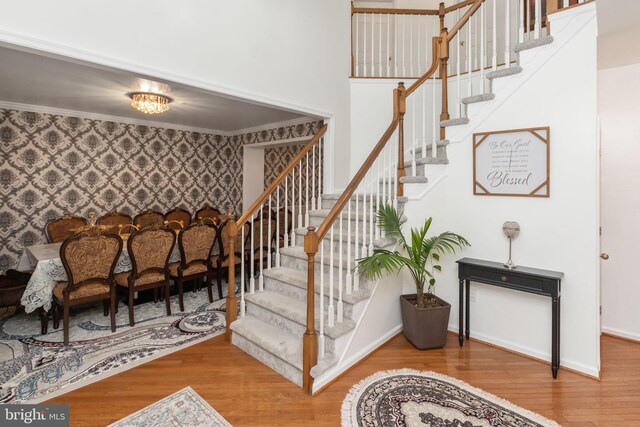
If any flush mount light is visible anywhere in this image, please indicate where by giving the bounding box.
[127,92,173,115]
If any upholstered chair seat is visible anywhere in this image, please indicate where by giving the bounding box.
[53,281,110,301]
[169,221,217,311]
[53,229,123,345]
[116,226,175,325]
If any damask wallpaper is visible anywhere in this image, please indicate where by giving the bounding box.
[0,108,242,273]
[0,109,324,273]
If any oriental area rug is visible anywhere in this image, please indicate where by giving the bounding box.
[108,386,231,427]
[341,369,560,427]
[0,292,227,404]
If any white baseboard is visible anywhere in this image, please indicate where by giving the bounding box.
[447,324,600,378]
[602,326,640,343]
[312,324,403,393]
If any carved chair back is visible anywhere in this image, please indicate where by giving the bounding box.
[127,225,175,281]
[164,208,192,230]
[218,219,249,265]
[195,205,221,224]
[45,215,88,243]
[133,209,164,229]
[248,213,277,256]
[177,221,217,270]
[59,229,122,295]
[97,212,133,235]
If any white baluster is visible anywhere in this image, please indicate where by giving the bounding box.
[317,137,322,209]
[505,0,511,67]
[355,13,360,77]
[259,205,264,292]
[468,16,473,96]
[409,13,413,76]
[535,0,542,39]
[388,138,393,206]
[363,13,367,76]
[378,12,383,77]
[361,176,368,258]
[456,7,461,117]
[337,212,344,323]
[305,151,309,227]
[526,0,531,40]
[368,169,374,256]
[480,2,485,91]
[381,147,387,210]
[284,176,289,248]
[240,223,245,316]
[250,212,255,294]
[394,14,398,76]
[298,160,303,228]
[346,195,353,296]
[353,182,360,292]
[393,129,399,211]
[492,0,497,70]
[422,84,427,157]
[275,186,280,267]
[402,14,406,77]
[268,195,272,270]
[311,144,316,211]
[371,12,375,76]
[386,14,391,77]
[319,242,325,357]
[328,223,335,328]
[376,158,382,240]
[519,0,525,43]
[432,69,437,158]
[291,168,296,247]
[411,95,416,174]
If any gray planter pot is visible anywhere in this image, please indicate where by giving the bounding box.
[400,293,451,350]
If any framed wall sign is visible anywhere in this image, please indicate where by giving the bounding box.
[473,127,550,197]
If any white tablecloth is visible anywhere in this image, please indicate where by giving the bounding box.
[18,242,181,314]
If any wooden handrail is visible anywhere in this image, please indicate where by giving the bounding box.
[236,124,328,229]
[315,115,401,241]
[353,7,439,16]
[404,37,441,97]
[444,0,476,13]
[447,0,486,42]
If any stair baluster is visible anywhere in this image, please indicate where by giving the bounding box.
[338,212,344,323]
[291,168,296,247]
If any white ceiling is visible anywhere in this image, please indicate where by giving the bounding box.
[0,45,308,133]
[597,0,640,36]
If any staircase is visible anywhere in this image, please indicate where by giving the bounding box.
[222,0,586,395]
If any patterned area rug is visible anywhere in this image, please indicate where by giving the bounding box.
[108,386,231,427]
[0,292,227,404]
[341,369,560,427]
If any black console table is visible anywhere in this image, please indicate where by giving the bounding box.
[456,258,564,378]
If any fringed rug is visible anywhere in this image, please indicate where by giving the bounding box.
[341,369,560,427]
[0,292,227,404]
[108,386,231,427]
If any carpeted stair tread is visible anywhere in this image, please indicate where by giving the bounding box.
[440,117,470,127]
[322,193,409,204]
[486,66,523,80]
[403,157,449,168]
[293,227,396,249]
[309,209,407,223]
[245,291,356,340]
[461,93,495,104]
[263,266,373,305]
[514,35,554,53]
[281,245,356,270]
[230,316,303,370]
[399,176,429,184]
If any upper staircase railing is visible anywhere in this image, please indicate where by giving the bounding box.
[226,0,591,395]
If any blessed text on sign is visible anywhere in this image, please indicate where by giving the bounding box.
[473,127,550,197]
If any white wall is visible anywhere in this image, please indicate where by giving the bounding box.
[0,0,351,190]
[599,62,640,341]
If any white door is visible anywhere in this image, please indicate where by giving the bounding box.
[599,64,640,343]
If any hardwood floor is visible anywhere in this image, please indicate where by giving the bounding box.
[47,333,640,426]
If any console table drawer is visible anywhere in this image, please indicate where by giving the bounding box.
[466,267,545,292]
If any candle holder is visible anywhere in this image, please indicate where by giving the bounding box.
[502,221,520,269]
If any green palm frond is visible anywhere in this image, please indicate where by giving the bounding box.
[376,203,407,249]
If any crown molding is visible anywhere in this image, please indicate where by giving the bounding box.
[232,116,320,135]
[0,100,233,136]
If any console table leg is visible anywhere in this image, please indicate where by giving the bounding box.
[458,279,464,346]
[552,296,560,379]
[465,280,470,340]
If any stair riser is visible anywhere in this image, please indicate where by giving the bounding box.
[320,198,403,213]
[405,146,448,161]
[280,253,370,287]
[309,214,379,231]
[294,232,380,255]
[231,332,302,387]
[245,301,337,354]
[263,275,356,321]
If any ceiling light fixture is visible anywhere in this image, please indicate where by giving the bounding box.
[128,92,173,115]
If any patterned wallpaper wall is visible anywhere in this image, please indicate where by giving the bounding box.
[0,108,242,272]
[0,109,324,273]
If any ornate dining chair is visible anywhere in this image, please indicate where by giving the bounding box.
[54,229,123,345]
[133,209,165,229]
[215,219,249,298]
[168,221,217,311]
[114,225,175,325]
[164,208,192,231]
[45,215,88,243]
[278,208,292,248]
[195,204,221,224]
[97,212,133,235]
[246,211,277,274]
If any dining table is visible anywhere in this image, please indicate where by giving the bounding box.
[17,237,181,314]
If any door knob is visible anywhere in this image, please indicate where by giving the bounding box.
[600,253,609,260]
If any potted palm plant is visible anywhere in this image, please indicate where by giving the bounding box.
[357,204,469,349]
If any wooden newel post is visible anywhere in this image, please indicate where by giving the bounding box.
[302,226,319,394]
[395,82,406,197]
[225,221,238,342]
[439,28,450,142]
